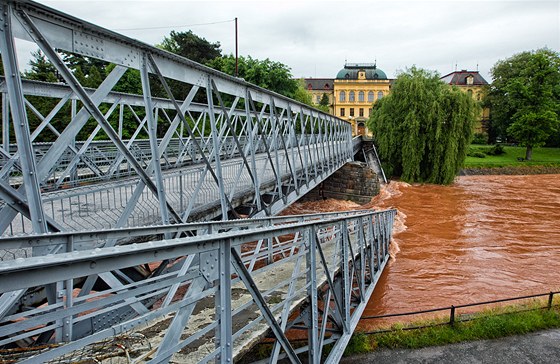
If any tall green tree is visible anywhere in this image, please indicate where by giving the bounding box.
[158,30,222,64]
[293,79,313,106]
[207,55,299,98]
[156,30,223,100]
[23,50,58,82]
[368,67,479,184]
[319,93,330,112]
[488,48,560,160]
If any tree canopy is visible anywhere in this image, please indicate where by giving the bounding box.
[158,30,222,64]
[319,93,330,107]
[207,54,300,98]
[368,67,479,184]
[487,48,560,160]
[23,50,58,82]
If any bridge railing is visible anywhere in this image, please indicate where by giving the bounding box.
[0,208,396,363]
[0,0,353,237]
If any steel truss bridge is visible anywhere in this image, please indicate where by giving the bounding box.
[0,1,396,362]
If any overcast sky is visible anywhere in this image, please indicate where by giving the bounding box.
[25,0,560,82]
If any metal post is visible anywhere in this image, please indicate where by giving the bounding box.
[70,99,78,185]
[450,305,456,326]
[206,78,228,220]
[118,102,124,138]
[306,226,319,362]
[341,221,351,331]
[0,3,47,234]
[140,54,170,226]
[244,89,262,211]
[2,92,9,153]
[235,17,238,77]
[217,239,232,362]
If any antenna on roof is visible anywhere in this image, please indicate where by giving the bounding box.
[476,63,479,71]
[455,62,457,71]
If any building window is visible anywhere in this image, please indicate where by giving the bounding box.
[340,108,345,117]
[350,108,355,117]
[368,91,374,102]
[377,91,383,100]
[467,89,473,97]
[466,75,474,85]
[339,91,346,102]
[369,108,372,116]
[358,91,364,102]
[359,108,364,117]
[349,91,355,102]
[316,95,321,103]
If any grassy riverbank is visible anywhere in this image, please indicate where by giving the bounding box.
[464,145,560,168]
[462,145,560,175]
[344,302,560,356]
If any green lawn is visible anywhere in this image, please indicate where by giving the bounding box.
[464,145,560,168]
[343,300,560,356]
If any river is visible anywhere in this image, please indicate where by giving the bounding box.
[283,174,560,325]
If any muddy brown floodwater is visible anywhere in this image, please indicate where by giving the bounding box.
[283,174,560,328]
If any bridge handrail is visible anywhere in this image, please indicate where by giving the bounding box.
[0,209,382,252]
[0,209,395,288]
[0,209,396,363]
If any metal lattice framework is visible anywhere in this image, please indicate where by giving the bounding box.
[0,208,396,363]
[0,1,395,363]
[0,0,353,238]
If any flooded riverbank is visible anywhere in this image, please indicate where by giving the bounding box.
[283,174,560,326]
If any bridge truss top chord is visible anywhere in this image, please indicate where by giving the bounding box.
[0,1,390,363]
[0,0,353,237]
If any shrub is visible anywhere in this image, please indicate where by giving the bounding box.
[472,133,488,145]
[467,147,487,158]
[486,144,506,156]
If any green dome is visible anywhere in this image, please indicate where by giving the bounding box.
[335,63,387,80]
[336,69,358,79]
[366,67,387,79]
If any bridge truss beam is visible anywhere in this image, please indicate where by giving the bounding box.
[0,0,353,237]
[0,1,390,363]
[0,208,396,363]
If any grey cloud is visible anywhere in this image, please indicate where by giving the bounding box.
[33,0,560,82]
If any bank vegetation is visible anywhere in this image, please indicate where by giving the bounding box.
[344,296,560,356]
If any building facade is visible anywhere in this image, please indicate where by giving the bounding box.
[305,65,490,136]
[305,63,392,136]
[305,78,334,114]
[440,70,490,133]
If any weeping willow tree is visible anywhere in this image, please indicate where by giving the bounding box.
[368,67,480,184]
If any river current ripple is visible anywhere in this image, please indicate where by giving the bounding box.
[283,174,560,325]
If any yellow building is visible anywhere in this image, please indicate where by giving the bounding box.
[440,70,490,133]
[305,65,489,136]
[305,63,392,136]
